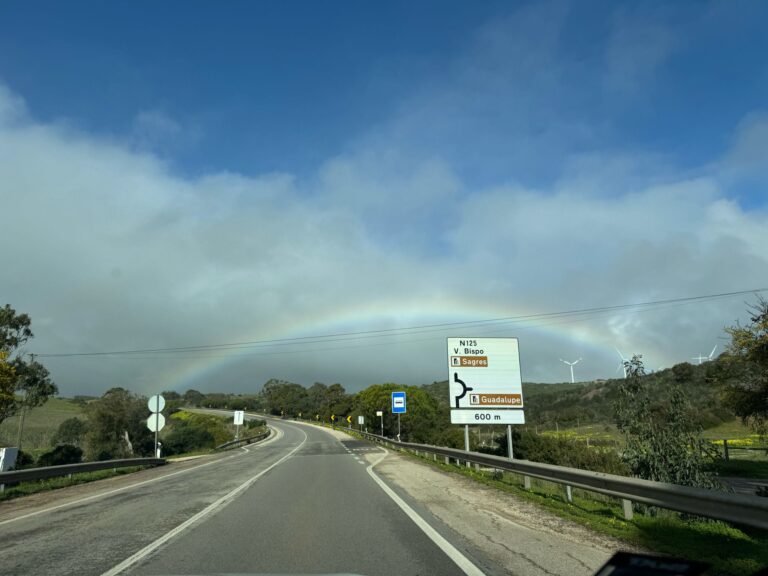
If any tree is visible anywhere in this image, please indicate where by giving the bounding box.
[84,388,153,460]
[52,417,90,447]
[0,305,57,437]
[614,355,717,488]
[719,297,768,435]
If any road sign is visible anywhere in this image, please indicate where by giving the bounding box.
[376,410,383,417]
[447,337,525,425]
[233,410,244,425]
[331,414,336,422]
[391,391,406,414]
[147,413,166,432]
[358,415,364,425]
[346,415,352,424]
[148,395,165,413]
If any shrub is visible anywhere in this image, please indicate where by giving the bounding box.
[162,422,216,455]
[37,445,83,467]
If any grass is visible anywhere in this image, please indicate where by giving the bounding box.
[0,466,145,502]
[0,398,85,452]
[708,459,768,480]
[347,429,768,576]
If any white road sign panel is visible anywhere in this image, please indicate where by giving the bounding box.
[148,395,165,413]
[358,415,364,425]
[447,337,524,422]
[233,410,244,425]
[147,413,166,432]
[450,409,526,424]
[376,410,383,417]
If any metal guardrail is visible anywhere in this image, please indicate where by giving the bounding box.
[214,429,271,450]
[354,430,768,531]
[0,457,165,486]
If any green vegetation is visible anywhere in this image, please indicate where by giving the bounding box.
[0,397,84,452]
[0,466,145,503]
[614,355,717,488]
[0,304,57,433]
[718,296,768,435]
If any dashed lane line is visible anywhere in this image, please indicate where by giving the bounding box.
[101,427,308,576]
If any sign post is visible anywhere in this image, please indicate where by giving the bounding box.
[233,410,244,440]
[147,395,166,458]
[391,392,406,441]
[376,410,383,436]
[447,338,524,456]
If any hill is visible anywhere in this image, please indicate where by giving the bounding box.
[421,359,737,433]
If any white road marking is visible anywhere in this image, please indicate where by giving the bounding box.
[0,426,283,528]
[101,426,308,576]
[367,452,486,576]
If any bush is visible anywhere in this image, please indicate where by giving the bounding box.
[37,445,83,467]
[485,430,628,475]
[52,417,89,447]
[162,422,216,455]
[244,418,266,430]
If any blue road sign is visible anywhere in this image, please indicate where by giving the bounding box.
[391,391,406,414]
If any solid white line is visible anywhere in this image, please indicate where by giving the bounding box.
[0,426,282,528]
[101,426,308,576]
[367,453,485,576]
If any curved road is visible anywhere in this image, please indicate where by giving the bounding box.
[0,418,491,576]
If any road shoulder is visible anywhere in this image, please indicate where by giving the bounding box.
[366,448,635,576]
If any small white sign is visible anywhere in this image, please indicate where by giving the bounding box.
[147,413,166,432]
[376,410,383,417]
[233,410,244,426]
[0,447,19,472]
[148,395,165,413]
[358,415,364,425]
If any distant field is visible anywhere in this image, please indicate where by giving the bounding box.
[0,398,85,452]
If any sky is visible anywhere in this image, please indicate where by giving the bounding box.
[1,1,767,397]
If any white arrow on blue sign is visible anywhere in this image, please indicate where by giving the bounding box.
[391,391,406,414]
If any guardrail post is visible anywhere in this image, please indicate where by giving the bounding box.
[474,463,480,471]
[524,475,531,490]
[433,453,437,462]
[444,456,450,465]
[723,439,730,461]
[565,485,573,503]
[622,499,633,520]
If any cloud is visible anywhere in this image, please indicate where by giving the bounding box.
[721,111,768,180]
[1,3,766,395]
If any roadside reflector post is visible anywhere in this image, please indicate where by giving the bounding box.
[622,499,634,520]
[444,456,450,465]
[565,485,573,503]
[524,475,531,490]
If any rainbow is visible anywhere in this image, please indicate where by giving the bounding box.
[155,295,634,392]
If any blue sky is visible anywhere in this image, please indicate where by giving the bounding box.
[3,1,766,191]
[1,1,767,395]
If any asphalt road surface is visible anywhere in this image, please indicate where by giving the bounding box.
[0,418,493,576]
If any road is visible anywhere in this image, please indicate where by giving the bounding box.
[0,418,493,576]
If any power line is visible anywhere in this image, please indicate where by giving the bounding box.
[35,287,767,358]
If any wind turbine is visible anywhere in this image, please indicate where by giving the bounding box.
[559,358,582,383]
[692,345,717,365]
[615,347,629,378]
